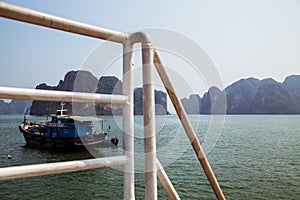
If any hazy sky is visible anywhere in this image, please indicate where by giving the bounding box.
[1,0,300,98]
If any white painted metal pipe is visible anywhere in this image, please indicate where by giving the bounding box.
[153,50,225,200]
[157,159,180,200]
[0,2,126,43]
[122,41,135,199]
[0,2,226,199]
[141,38,157,200]
[0,86,128,104]
[0,156,127,181]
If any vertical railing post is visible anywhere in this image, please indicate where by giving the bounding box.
[142,42,157,200]
[123,40,135,199]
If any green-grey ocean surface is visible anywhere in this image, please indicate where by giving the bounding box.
[0,115,299,199]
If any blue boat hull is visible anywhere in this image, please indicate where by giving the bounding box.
[19,125,118,151]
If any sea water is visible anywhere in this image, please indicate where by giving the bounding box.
[0,115,299,199]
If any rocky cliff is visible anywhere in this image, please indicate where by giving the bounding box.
[0,99,31,114]
[30,70,168,115]
[182,75,300,114]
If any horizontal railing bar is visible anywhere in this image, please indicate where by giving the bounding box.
[0,2,127,43]
[0,86,128,104]
[0,155,127,181]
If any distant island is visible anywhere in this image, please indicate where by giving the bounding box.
[0,99,31,115]
[0,70,168,115]
[1,71,300,115]
[182,75,300,114]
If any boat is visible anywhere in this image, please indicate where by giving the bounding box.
[19,103,119,151]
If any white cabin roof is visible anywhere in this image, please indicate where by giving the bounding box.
[71,116,105,122]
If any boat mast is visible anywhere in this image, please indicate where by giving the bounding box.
[59,102,67,116]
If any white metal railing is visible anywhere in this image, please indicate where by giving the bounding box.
[0,156,127,181]
[0,86,128,104]
[0,2,225,200]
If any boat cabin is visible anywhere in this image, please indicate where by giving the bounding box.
[45,115,105,138]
